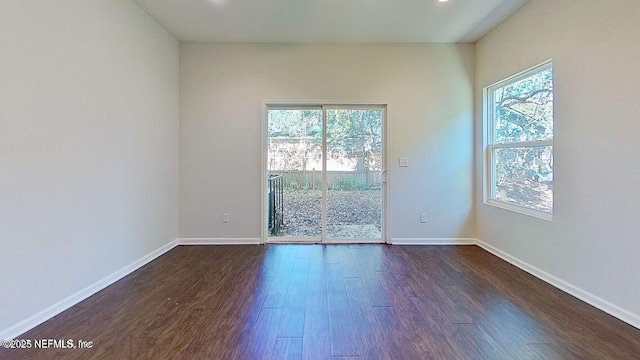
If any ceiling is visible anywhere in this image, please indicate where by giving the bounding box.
[132,0,529,43]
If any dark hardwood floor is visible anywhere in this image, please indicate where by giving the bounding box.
[3,245,640,359]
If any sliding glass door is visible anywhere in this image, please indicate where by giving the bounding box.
[266,105,385,243]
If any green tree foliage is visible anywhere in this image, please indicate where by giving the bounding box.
[268,109,323,171]
[268,109,322,138]
[268,109,383,172]
[494,68,553,144]
[327,109,383,172]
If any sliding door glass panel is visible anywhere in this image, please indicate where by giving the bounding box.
[326,108,383,240]
[267,109,323,239]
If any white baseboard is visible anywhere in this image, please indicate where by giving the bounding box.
[178,238,262,245]
[390,238,478,245]
[476,239,640,330]
[0,239,179,340]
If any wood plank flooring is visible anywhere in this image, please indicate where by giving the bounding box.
[2,245,640,359]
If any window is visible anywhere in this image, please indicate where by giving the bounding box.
[485,61,553,219]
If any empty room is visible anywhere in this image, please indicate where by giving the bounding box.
[1,0,640,359]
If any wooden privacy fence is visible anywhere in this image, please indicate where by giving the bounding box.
[268,170,382,190]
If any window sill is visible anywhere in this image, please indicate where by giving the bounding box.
[484,199,553,221]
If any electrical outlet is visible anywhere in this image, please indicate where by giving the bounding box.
[222,213,229,223]
[420,213,427,223]
[399,157,409,167]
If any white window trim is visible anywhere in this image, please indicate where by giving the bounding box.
[483,60,553,221]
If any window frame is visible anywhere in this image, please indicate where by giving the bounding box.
[483,60,554,221]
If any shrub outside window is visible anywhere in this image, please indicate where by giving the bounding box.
[485,61,553,219]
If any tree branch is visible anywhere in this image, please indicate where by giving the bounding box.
[499,89,553,107]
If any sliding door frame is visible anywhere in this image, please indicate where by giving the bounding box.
[261,101,390,244]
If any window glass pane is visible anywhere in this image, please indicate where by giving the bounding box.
[326,108,383,240]
[492,146,553,213]
[268,109,323,238]
[493,68,553,144]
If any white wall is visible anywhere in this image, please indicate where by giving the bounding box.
[0,0,179,334]
[179,43,475,241]
[475,0,640,322]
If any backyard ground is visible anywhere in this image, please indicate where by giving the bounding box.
[275,189,382,238]
[496,179,553,213]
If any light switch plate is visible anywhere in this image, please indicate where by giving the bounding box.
[399,157,409,167]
